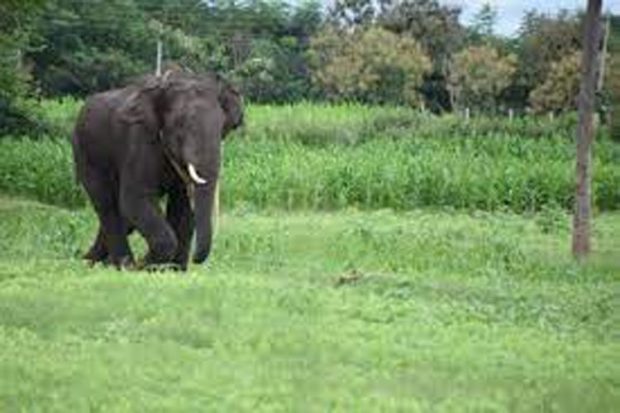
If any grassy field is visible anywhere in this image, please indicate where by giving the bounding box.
[0,196,618,411]
[1,102,618,410]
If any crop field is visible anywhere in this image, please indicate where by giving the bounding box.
[1,102,619,212]
[0,102,619,411]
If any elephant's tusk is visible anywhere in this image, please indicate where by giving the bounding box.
[188,164,207,185]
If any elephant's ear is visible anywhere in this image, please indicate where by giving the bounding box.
[218,83,243,137]
[118,75,167,127]
[118,90,145,124]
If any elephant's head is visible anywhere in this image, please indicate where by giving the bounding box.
[121,70,244,264]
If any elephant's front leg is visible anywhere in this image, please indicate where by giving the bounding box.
[120,187,178,268]
[166,182,194,271]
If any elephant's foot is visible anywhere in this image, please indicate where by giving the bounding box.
[82,253,107,268]
[137,238,179,270]
[82,249,108,266]
[135,256,183,272]
[146,263,184,272]
[103,255,135,271]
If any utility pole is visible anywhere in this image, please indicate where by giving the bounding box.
[156,37,163,76]
[572,0,603,260]
[154,20,163,77]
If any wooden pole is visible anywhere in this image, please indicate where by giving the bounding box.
[572,0,603,260]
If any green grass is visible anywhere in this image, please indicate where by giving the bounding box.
[0,196,618,411]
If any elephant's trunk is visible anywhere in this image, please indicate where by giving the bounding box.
[182,134,220,265]
[192,179,216,264]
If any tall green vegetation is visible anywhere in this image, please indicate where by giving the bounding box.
[0,103,618,212]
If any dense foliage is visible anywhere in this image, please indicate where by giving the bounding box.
[448,45,517,113]
[529,51,581,114]
[0,0,612,135]
[308,27,431,105]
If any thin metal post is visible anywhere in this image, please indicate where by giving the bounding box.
[156,38,163,77]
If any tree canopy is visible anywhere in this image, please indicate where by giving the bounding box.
[0,0,614,130]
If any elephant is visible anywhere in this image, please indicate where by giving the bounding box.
[72,70,243,270]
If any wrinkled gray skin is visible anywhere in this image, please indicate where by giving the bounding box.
[72,71,243,270]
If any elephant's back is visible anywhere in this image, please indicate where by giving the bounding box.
[72,88,133,171]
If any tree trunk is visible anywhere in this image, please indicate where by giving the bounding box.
[572,0,603,260]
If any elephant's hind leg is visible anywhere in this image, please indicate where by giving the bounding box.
[82,171,134,269]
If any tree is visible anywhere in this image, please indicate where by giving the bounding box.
[510,9,582,110]
[327,0,385,28]
[380,0,464,112]
[0,0,45,134]
[233,37,311,103]
[573,0,602,260]
[529,51,581,114]
[309,26,431,105]
[448,45,516,113]
[29,0,155,96]
[470,2,497,39]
